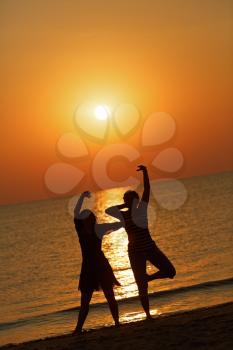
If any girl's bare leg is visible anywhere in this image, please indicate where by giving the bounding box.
[102,286,120,327]
[73,290,93,334]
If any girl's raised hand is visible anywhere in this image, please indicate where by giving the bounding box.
[82,191,91,198]
[137,165,147,172]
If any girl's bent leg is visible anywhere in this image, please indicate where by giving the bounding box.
[147,246,176,281]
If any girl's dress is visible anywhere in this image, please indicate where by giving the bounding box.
[74,219,120,292]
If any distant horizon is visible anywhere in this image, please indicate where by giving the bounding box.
[1,169,232,207]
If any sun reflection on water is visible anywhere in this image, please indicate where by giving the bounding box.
[121,308,161,324]
[93,187,139,299]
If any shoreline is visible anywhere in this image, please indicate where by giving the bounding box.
[2,302,233,350]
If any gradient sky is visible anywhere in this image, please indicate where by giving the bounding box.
[1,0,233,205]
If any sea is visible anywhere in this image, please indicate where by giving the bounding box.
[0,172,233,346]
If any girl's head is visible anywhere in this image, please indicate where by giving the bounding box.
[123,190,139,208]
[78,209,96,231]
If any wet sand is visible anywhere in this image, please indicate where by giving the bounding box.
[2,302,233,350]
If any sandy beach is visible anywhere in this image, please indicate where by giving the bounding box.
[2,302,233,350]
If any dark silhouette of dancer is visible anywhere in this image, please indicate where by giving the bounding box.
[73,191,121,334]
[105,165,176,319]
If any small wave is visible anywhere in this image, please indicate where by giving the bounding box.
[1,276,233,331]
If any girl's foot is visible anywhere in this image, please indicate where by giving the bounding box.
[72,328,82,336]
[115,320,120,327]
[146,313,153,320]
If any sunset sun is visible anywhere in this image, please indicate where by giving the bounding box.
[95,105,110,120]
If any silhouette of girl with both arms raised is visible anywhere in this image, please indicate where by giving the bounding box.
[106,165,176,319]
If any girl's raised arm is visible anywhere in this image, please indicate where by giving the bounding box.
[137,165,150,206]
[74,191,91,219]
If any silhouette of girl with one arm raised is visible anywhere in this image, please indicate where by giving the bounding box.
[73,191,122,334]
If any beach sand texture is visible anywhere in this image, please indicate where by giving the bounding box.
[2,302,233,350]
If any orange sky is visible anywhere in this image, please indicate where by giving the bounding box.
[1,0,233,205]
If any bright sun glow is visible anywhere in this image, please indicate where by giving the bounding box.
[95,105,110,120]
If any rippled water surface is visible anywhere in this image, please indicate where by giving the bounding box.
[0,172,233,346]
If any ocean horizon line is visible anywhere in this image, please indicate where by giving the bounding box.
[1,170,232,208]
